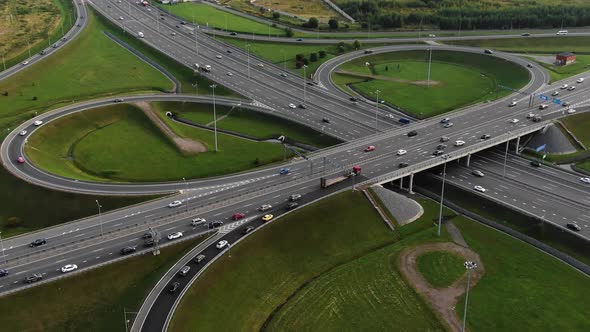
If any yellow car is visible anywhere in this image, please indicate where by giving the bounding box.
[262,214,274,222]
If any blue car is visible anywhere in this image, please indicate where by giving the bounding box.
[279,168,290,175]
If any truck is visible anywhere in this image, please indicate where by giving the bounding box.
[202,65,211,72]
[320,166,361,188]
[141,1,149,6]
[399,118,411,125]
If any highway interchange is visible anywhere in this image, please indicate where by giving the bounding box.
[1,0,590,330]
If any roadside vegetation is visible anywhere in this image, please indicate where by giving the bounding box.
[334,50,529,118]
[417,251,466,288]
[0,236,206,331]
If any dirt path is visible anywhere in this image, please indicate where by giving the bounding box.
[134,102,207,154]
[398,242,485,332]
[335,69,442,86]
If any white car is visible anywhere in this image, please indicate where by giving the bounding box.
[560,84,568,89]
[191,217,206,226]
[216,240,229,249]
[396,149,407,156]
[216,55,222,59]
[226,72,233,76]
[288,103,297,109]
[385,114,395,119]
[257,63,264,67]
[526,112,535,119]
[580,177,590,184]
[576,78,584,83]
[454,140,465,146]
[508,101,517,107]
[168,200,182,208]
[22,61,29,66]
[509,118,519,124]
[258,204,272,211]
[567,85,576,91]
[551,91,559,96]
[474,185,486,193]
[33,120,43,126]
[119,16,124,20]
[428,34,436,37]
[60,264,78,273]
[167,232,183,240]
[567,109,577,114]
[19,130,27,136]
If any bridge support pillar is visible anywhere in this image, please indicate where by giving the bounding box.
[466,154,471,167]
[515,136,521,154]
[408,173,414,194]
[399,177,404,189]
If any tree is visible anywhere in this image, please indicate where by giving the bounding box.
[304,17,319,29]
[328,18,339,30]
[272,12,280,20]
[285,27,294,37]
[295,53,305,61]
[352,39,361,50]
[318,50,327,58]
[310,53,318,62]
[303,58,309,65]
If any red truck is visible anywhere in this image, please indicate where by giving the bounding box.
[320,166,361,188]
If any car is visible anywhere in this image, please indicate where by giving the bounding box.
[171,32,176,36]
[21,61,29,66]
[364,50,374,54]
[428,34,436,37]
[194,254,206,263]
[226,49,233,53]
[191,217,206,226]
[242,226,255,235]
[562,101,571,107]
[567,109,577,114]
[262,214,274,222]
[257,63,264,67]
[209,221,223,228]
[288,103,297,109]
[560,84,568,89]
[480,134,491,140]
[229,32,237,36]
[484,49,493,54]
[167,232,183,240]
[175,25,180,28]
[440,118,451,124]
[142,232,153,239]
[472,170,485,177]
[530,160,541,167]
[33,120,43,126]
[168,200,182,208]
[443,122,454,128]
[432,150,444,156]
[474,185,486,193]
[0,269,7,277]
[30,238,47,247]
[397,149,407,156]
[60,264,78,273]
[216,240,229,249]
[169,281,181,293]
[521,33,530,36]
[509,118,519,124]
[532,115,542,122]
[440,136,450,142]
[551,91,559,96]
[52,43,59,48]
[146,8,151,11]
[365,145,376,152]
[385,114,395,119]
[526,112,535,119]
[120,246,137,255]
[407,130,418,137]
[280,72,287,77]
[258,204,272,211]
[349,97,358,102]
[178,266,191,276]
[17,156,25,164]
[580,177,590,184]
[298,104,307,109]
[39,50,46,55]
[398,162,409,168]
[180,21,186,25]
[114,98,124,103]
[527,63,533,68]
[226,72,233,76]
[76,23,81,27]
[576,78,584,83]
[289,194,302,201]
[233,213,245,220]
[322,118,330,123]
[24,274,43,284]
[119,16,124,20]
[567,85,576,91]
[279,168,290,175]
[286,202,299,210]
[160,16,165,20]
[296,38,303,41]
[454,140,465,146]
[143,238,155,247]
[566,223,581,232]
[508,101,517,107]
[437,144,447,150]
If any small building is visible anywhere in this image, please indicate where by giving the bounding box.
[556,52,576,66]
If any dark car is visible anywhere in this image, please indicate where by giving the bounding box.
[530,160,541,167]
[298,104,307,109]
[286,202,299,210]
[480,134,491,140]
[349,97,358,102]
[296,38,303,41]
[120,246,137,255]
[229,32,237,36]
[24,274,43,284]
[209,221,223,229]
[432,150,444,156]
[566,223,581,231]
[242,226,255,235]
[143,238,155,247]
[437,144,447,150]
[322,118,330,123]
[169,281,181,293]
[142,232,153,239]
[364,50,374,54]
[226,49,233,53]
[30,239,47,247]
[180,21,186,25]
[0,269,8,277]
[407,130,418,137]
[398,162,409,168]
[39,50,46,55]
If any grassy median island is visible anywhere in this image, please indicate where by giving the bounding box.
[333,50,530,118]
[0,235,207,331]
[417,251,466,288]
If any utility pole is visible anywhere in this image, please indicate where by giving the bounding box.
[210,84,218,152]
[437,161,447,237]
[0,231,6,266]
[462,261,478,332]
[374,89,380,132]
[427,48,432,88]
[95,200,104,237]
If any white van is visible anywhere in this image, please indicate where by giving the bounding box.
[577,77,585,83]
[137,31,144,38]
[556,30,568,35]
[538,104,548,110]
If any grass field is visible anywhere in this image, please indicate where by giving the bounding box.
[417,251,466,288]
[158,2,285,36]
[561,111,590,172]
[255,0,338,20]
[334,50,530,118]
[155,101,340,147]
[0,235,206,331]
[453,216,590,331]
[537,55,590,81]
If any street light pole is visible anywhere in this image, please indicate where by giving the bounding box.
[182,177,189,214]
[246,44,251,79]
[437,161,447,237]
[462,261,478,332]
[503,138,510,178]
[281,49,286,72]
[0,231,7,266]
[95,200,104,237]
[427,48,433,88]
[303,65,307,105]
[210,84,218,152]
[374,89,380,132]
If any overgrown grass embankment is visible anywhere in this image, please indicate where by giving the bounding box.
[417,251,466,288]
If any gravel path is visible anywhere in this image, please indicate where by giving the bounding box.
[371,185,423,225]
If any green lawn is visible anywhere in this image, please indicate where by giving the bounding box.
[0,235,206,331]
[169,190,401,331]
[157,3,285,36]
[561,111,590,172]
[334,50,530,118]
[417,251,466,288]
[537,55,590,82]
[155,101,340,147]
[25,103,290,182]
[454,216,590,331]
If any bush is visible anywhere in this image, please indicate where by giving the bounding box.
[328,18,339,30]
[5,217,22,228]
[310,53,318,62]
[319,50,326,58]
[285,27,293,37]
[303,17,319,29]
[272,12,280,20]
[295,53,305,61]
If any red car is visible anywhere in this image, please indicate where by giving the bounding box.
[17,156,25,164]
[233,213,245,220]
[365,145,376,152]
